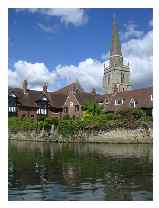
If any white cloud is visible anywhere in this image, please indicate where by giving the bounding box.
[8,61,57,90]
[122,30,153,89]
[37,23,55,33]
[8,28,152,94]
[8,59,104,93]
[121,23,144,40]
[17,8,88,26]
[55,58,104,93]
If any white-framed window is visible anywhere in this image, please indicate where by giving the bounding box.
[37,108,47,115]
[36,96,48,115]
[42,97,47,101]
[70,101,74,107]
[115,98,123,105]
[129,98,138,108]
[10,93,16,98]
[8,107,16,112]
[8,93,17,113]
[150,94,153,101]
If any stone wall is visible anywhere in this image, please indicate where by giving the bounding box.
[8,127,153,144]
[86,128,152,143]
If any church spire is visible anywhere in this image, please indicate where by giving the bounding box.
[103,15,131,94]
[111,15,122,56]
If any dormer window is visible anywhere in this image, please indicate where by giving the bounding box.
[42,97,47,101]
[115,98,123,105]
[8,94,17,116]
[129,98,138,108]
[10,93,16,98]
[36,96,48,115]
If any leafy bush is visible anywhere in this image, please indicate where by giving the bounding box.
[8,116,59,131]
[83,101,103,116]
[8,107,152,136]
[115,108,146,120]
[8,117,37,131]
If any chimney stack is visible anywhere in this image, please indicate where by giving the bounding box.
[43,82,48,93]
[113,84,118,94]
[72,83,76,92]
[22,80,28,94]
[91,88,96,96]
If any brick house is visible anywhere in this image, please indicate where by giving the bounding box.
[8,80,153,119]
[103,87,153,116]
[8,80,96,119]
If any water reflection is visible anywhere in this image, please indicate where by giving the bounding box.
[8,141,153,201]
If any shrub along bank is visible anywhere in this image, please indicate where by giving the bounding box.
[8,108,152,139]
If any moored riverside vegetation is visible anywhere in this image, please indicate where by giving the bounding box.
[8,102,153,143]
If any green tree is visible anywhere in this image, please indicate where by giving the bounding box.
[84,101,103,116]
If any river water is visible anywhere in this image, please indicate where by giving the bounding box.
[8,141,153,201]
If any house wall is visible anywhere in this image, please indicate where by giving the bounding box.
[62,94,82,118]
[17,106,37,119]
[48,108,62,119]
[15,106,62,119]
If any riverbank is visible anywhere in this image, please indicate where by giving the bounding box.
[8,108,153,144]
[8,127,153,144]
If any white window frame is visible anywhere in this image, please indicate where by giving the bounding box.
[36,96,48,115]
[150,94,153,101]
[8,94,17,113]
[10,93,16,98]
[37,108,47,115]
[115,98,123,105]
[8,106,16,112]
[70,101,74,107]
[42,97,47,101]
[129,98,138,108]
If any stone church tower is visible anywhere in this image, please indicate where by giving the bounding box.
[103,16,131,94]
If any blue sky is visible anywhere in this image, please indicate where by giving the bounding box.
[8,8,153,93]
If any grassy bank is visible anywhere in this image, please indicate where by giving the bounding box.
[8,108,152,140]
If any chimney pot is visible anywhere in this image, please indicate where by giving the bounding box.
[22,80,28,94]
[91,88,96,96]
[43,82,48,93]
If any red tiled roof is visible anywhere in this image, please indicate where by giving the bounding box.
[8,86,153,111]
[53,82,84,95]
[103,87,153,112]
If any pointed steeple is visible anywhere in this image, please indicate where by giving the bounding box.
[103,15,131,94]
[111,15,122,56]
